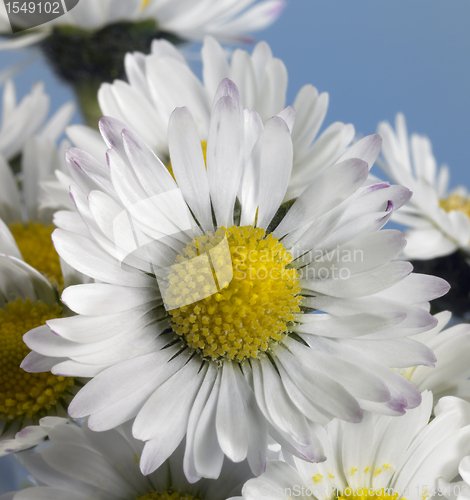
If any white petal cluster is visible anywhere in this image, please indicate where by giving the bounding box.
[0,13,469,500]
[240,393,470,500]
[0,0,284,45]
[378,113,470,259]
[0,80,73,224]
[0,418,253,500]
[20,78,451,481]
[399,312,470,406]
[98,36,354,200]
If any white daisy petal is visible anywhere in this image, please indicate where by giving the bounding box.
[68,348,188,420]
[138,360,208,475]
[184,363,219,483]
[256,116,293,228]
[207,82,244,227]
[193,370,225,479]
[216,361,249,462]
[273,158,368,238]
[53,229,155,287]
[168,107,213,231]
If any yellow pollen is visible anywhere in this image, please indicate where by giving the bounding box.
[394,366,417,383]
[9,222,62,288]
[337,488,402,500]
[313,474,323,483]
[440,193,470,220]
[166,142,207,180]
[140,0,151,9]
[136,491,199,500]
[167,226,301,362]
[0,299,74,421]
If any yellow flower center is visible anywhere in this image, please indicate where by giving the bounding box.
[8,222,62,288]
[0,299,74,421]
[439,193,470,219]
[166,142,207,180]
[338,488,401,500]
[136,492,198,500]
[140,0,151,10]
[395,366,416,382]
[167,226,301,362]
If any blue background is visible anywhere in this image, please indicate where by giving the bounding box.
[0,0,469,187]
[1,0,470,493]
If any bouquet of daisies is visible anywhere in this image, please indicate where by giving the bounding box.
[1,3,470,500]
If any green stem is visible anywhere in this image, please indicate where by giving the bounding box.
[74,81,102,130]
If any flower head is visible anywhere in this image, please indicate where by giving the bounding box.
[3,419,252,499]
[378,113,470,260]
[97,36,354,200]
[29,80,449,479]
[240,393,470,500]
[0,253,79,451]
[9,0,283,43]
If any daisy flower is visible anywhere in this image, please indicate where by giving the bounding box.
[377,113,470,260]
[0,251,80,450]
[239,393,470,500]
[397,312,470,407]
[0,79,75,286]
[98,36,355,200]
[0,0,284,47]
[26,80,448,479]
[0,143,75,288]
[1,419,253,500]
[0,1,283,128]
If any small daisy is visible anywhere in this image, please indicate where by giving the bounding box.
[377,113,470,260]
[98,36,354,200]
[28,80,448,479]
[2,419,253,500]
[397,312,470,407]
[0,252,80,449]
[239,393,470,500]
[0,0,283,128]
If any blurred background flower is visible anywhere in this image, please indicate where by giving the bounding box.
[0,1,468,186]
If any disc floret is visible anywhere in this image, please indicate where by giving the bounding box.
[168,226,301,362]
[0,299,73,421]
